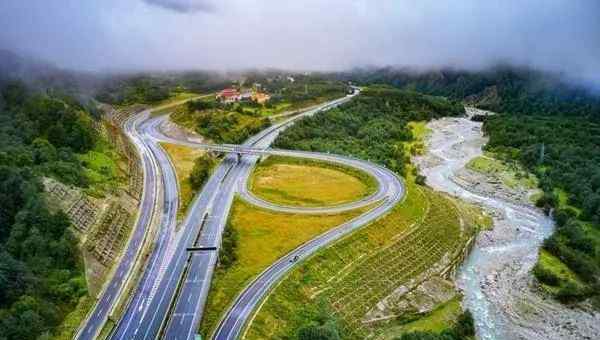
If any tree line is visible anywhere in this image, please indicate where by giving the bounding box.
[274,86,464,176]
[0,81,96,339]
[271,86,465,339]
[483,114,600,304]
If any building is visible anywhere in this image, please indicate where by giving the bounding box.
[251,92,271,104]
[239,89,253,101]
[217,87,271,105]
[216,88,240,103]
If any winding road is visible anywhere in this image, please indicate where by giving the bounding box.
[78,90,405,340]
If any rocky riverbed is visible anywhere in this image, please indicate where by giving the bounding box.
[415,108,600,340]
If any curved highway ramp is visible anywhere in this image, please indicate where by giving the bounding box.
[78,91,405,340]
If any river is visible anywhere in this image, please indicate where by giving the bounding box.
[415,109,599,339]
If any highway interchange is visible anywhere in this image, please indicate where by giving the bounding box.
[77,90,405,340]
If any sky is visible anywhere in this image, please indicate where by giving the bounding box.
[1,0,599,84]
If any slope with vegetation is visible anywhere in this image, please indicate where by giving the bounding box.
[171,97,272,144]
[94,72,229,106]
[274,86,464,176]
[171,77,349,144]
[482,114,600,305]
[350,66,600,307]
[344,66,600,119]
[199,198,373,338]
[0,81,115,339]
[244,87,482,339]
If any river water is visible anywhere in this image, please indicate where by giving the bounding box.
[415,112,573,339]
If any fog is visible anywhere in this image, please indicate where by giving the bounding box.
[1,0,599,84]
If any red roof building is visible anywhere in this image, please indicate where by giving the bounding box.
[217,88,240,102]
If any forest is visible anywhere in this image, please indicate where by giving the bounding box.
[348,66,600,306]
[483,114,600,304]
[172,99,272,144]
[343,66,600,119]
[272,86,466,339]
[94,72,231,106]
[0,81,97,339]
[274,86,464,176]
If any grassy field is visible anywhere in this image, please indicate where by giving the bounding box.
[379,295,463,337]
[467,152,538,190]
[244,181,485,339]
[198,198,374,338]
[407,121,431,156]
[160,143,205,220]
[536,249,585,295]
[51,296,94,340]
[249,156,377,207]
[78,136,128,198]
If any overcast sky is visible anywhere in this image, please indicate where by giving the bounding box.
[1,0,599,83]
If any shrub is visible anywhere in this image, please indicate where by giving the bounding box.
[415,174,427,186]
[297,321,341,340]
[532,263,560,286]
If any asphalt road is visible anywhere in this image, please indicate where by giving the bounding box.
[152,133,405,340]
[142,91,405,340]
[86,90,405,340]
[76,113,165,340]
[100,94,358,340]
[77,95,214,340]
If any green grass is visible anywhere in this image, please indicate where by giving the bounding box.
[198,198,373,338]
[379,295,463,338]
[51,295,94,340]
[78,137,127,198]
[159,143,206,221]
[467,153,538,190]
[552,188,582,215]
[244,181,479,340]
[249,156,377,207]
[537,249,585,294]
[407,121,431,156]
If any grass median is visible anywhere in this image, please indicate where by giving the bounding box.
[198,198,376,338]
[244,180,487,340]
[159,143,205,221]
[249,155,377,207]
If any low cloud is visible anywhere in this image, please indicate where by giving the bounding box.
[0,1,599,86]
[143,0,215,13]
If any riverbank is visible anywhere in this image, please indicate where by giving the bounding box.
[415,108,600,339]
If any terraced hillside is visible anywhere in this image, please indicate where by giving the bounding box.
[245,182,483,339]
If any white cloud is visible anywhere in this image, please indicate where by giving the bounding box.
[0,0,599,84]
[142,0,216,13]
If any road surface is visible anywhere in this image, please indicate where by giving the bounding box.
[89,90,404,340]
[76,95,211,340]
[142,95,405,339]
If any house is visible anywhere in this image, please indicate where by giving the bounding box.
[239,89,253,101]
[216,88,240,103]
[252,92,271,104]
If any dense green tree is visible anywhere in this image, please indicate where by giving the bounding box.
[0,82,89,339]
[297,321,341,340]
[189,155,217,190]
[274,87,463,176]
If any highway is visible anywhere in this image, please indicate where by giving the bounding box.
[77,96,211,340]
[140,92,404,339]
[82,90,404,340]
[76,113,169,340]
[110,94,360,340]
[149,125,404,340]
